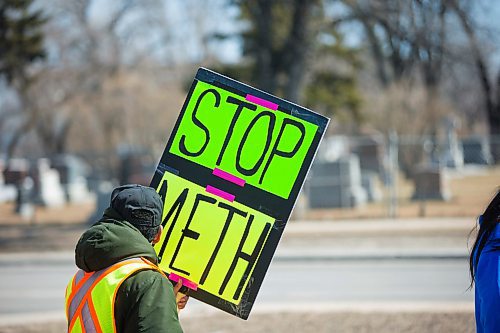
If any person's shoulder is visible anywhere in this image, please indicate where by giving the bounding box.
[479,224,500,259]
[492,222,500,238]
[483,222,500,246]
[114,269,182,333]
[122,269,171,292]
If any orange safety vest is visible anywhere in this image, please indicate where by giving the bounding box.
[65,257,167,333]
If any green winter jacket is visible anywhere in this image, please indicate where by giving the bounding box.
[74,207,183,333]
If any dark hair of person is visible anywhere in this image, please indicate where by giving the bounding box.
[469,189,500,287]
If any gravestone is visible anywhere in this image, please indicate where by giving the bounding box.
[440,116,463,169]
[461,136,492,165]
[0,160,17,203]
[87,181,114,224]
[309,154,367,208]
[35,158,66,207]
[3,158,29,185]
[351,135,385,175]
[15,176,34,219]
[51,155,94,203]
[317,136,350,162]
[361,172,382,202]
[412,166,450,201]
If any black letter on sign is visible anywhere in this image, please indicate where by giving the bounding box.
[179,88,221,157]
[259,118,306,184]
[236,111,276,176]
[216,96,257,166]
[199,202,248,285]
[157,187,188,264]
[157,178,168,203]
[219,215,271,300]
[169,193,217,275]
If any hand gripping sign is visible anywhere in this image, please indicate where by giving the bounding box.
[150,68,329,319]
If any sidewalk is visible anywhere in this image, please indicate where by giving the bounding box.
[278,217,473,260]
[286,217,474,235]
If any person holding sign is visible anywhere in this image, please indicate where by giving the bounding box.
[469,189,500,333]
[65,184,188,332]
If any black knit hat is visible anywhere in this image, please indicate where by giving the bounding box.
[110,184,163,242]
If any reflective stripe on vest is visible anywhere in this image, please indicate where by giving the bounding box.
[65,257,165,333]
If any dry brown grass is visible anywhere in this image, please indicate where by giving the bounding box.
[0,201,94,225]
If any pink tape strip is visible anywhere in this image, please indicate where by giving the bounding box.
[169,272,198,291]
[205,185,235,202]
[245,94,279,110]
[212,168,246,187]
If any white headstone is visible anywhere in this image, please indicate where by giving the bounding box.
[318,136,350,162]
[37,158,66,207]
[440,116,464,169]
[362,172,382,202]
[50,155,94,203]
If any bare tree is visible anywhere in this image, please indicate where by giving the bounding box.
[237,0,321,102]
[0,0,47,160]
[448,0,500,161]
[31,0,169,156]
[219,0,362,127]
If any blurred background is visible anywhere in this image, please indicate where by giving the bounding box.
[0,0,499,332]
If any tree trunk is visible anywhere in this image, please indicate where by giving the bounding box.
[451,1,500,162]
[253,0,276,93]
[363,20,389,87]
[282,0,314,103]
[5,85,35,161]
[55,119,72,154]
[6,117,33,161]
[490,71,500,162]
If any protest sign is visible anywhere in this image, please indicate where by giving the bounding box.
[151,68,329,319]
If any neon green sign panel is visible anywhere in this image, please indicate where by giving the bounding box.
[154,171,274,304]
[169,81,318,199]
